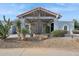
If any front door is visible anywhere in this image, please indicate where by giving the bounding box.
[31,21,42,34]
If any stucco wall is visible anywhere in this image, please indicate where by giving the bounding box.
[54,21,74,34]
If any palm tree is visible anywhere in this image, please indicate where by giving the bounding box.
[0,16,12,39]
[15,20,21,40]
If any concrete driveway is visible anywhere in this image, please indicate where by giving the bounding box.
[0,48,79,56]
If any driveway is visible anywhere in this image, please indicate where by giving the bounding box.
[0,48,79,56]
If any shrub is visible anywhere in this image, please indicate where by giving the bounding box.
[21,28,29,40]
[51,30,68,37]
[73,30,79,34]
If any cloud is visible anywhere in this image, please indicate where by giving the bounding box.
[55,3,67,7]
[0,3,79,21]
[47,4,79,12]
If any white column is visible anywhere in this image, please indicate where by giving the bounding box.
[47,22,51,33]
[49,23,51,33]
[29,24,31,34]
[41,22,44,33]
[20,18,25,28]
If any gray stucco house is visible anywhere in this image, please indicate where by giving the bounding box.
[54,21,74,34]
[11,7,74,34]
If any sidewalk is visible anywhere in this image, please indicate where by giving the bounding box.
[0,48,79,56]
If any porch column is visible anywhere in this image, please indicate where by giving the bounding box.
[46,23,51,33]
[48,21,52,33]
[48,23,51,33]
[20,18,25,28]
[29,24,31,34]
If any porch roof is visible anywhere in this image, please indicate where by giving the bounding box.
[17,7,62,19]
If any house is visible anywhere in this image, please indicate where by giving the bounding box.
[54,21,74,34]
[12,7,74,34]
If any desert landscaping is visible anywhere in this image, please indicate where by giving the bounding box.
[0,5,79,56]
[0,36,79,56]
[0,36,79,49]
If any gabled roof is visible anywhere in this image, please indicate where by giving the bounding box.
[17,7,62,19]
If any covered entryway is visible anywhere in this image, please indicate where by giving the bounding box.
[17,7,61,34]
[31,20,43,34]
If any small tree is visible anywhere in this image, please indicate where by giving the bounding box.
[0,16,12,39]
[21,28,29,40]
[15,20,21,40]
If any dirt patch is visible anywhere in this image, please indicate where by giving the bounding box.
[0,37,79,49]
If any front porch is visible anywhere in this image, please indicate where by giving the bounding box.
[17,7,61,34]
[24,18,54,34]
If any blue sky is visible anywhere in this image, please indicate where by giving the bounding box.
[0,3,79,21]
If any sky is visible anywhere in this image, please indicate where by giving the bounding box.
[0,3,79,21]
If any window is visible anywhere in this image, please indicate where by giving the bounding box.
[64,26,67,30]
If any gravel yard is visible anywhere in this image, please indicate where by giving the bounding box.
[0,37,79,55]
[0,37,79,49]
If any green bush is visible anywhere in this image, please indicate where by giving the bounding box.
[21,28,29,40]
[73,30,79,34]
[46,26,50,33]
[51,30,68,37]
[21,28,29,35]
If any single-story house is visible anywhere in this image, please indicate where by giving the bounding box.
[10,7,74,34]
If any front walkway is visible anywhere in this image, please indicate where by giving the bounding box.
[0,48,79,56]
[7,34,30,38]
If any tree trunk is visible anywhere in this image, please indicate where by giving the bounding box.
[17,32,21,40]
